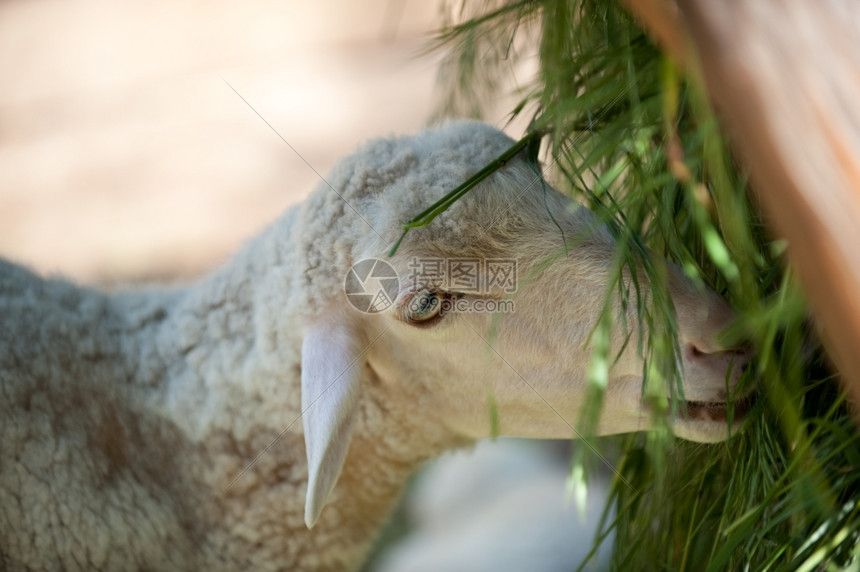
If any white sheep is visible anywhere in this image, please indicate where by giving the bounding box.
[0,120,748,570]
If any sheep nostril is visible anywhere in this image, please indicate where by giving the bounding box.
[687,342,752,364]
[688,344,707,359]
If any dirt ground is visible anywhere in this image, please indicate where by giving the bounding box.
[0,0,460,283]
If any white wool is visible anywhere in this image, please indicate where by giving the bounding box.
[0,121,747,570]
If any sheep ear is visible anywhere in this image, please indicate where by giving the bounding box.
[301,317,365,529]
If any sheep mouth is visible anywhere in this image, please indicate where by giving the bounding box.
[676,395,754,423]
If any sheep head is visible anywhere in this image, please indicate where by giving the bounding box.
[299,121,750,528]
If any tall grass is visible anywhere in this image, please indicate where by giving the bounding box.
[420,1,860,568]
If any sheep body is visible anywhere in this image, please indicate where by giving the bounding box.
[0,122,514,570]
[0,237,455,570]
[0,121,745,570]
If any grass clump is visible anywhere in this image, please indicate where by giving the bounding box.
[420,1,860,569]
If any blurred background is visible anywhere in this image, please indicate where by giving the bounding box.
[0,0,445,282]
[0,0,608,569]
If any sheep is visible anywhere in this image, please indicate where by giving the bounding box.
[0,120,748,571]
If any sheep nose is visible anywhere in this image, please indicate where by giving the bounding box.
[684,342,752,384]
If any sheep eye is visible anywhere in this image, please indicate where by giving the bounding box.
[405,289,443,323]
